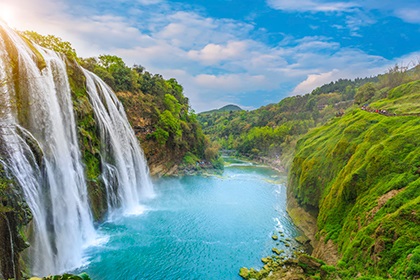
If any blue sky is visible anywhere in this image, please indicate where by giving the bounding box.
[1,0,420,112]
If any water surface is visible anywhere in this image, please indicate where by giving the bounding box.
[77,160,300,279]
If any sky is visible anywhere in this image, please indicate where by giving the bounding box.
[1,0,419,112]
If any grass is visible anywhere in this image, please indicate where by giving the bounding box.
[288,80,420,279]
[370,80,420,114]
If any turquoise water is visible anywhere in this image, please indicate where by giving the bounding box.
[76,160,300,279]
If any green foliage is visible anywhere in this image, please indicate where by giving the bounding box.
[183,152,199,165]
[21,31,78,61]
[152,127,169,145]
[39,272,91,280]
[289,79,420,279]
[311,77,377,96]
[355,82,376,104]
[0,163,32,279]
[79,52,217,172]
[198,65,420,174]
[370,80,420,114]
[211,156,224,170]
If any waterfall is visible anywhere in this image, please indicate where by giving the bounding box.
[0,23,153,276]
[83,70,154,213]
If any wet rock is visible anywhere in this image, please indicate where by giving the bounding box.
[298,254,322,273]
[295,235,310,245]
[272,248,281,255]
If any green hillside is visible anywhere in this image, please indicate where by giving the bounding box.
[200,104,243,114]
[237,71,420,279]
[198,76,376,168]
[282,80,420,279]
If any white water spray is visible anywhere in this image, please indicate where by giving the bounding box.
[0,23,153,276]
[83,69,154,213]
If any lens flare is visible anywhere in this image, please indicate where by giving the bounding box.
[0,5,14,26]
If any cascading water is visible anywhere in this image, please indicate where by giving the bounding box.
[83,70,154,213]
[0,23,96,276]
[0,22,153,276]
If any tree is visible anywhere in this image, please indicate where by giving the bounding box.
[355,83,376,104]
[21,31,78,61]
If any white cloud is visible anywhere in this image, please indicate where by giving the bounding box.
[394,8,420,24]
[137,0,164,5]
[194,74,266,91]
[188,41,248,65]
[292,70,339,95]
[267,0,359,13]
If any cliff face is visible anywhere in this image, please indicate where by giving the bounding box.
[0,164,32,280]
[116,90,221,177]
[288,82,420,278]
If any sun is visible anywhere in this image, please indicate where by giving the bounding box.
[0,5,15,26]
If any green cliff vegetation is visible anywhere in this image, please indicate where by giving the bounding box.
[0,162,32,280]
[29,272,91,280]
[79,55,221,175]
[289,85,420,279]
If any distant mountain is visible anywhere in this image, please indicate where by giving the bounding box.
[200,104,243,114]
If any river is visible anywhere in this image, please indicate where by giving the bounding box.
[74,158,301,279]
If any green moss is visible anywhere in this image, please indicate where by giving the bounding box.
[0,163,32,279]
[289,86,420,279]
[272,248,282,255]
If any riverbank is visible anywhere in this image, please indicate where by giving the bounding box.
[149,159,223,177]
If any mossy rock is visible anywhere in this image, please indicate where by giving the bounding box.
[261,257,272,264]
[272,234,279,240]
[239,267,250,278]
[295,235,310,245]
[272,248,283,255]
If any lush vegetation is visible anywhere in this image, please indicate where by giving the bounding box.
[29,272,91,280]
[288,80,420,278]
[22,31,221,175]
[200,104,243,114]
[5,26,420,280]
[0,163,32,280]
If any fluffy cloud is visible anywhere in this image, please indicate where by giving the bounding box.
[394,8,420,24]
[188,41,248,65]
[266,0,359,12]
[292,70,339,95]
[137,0,164,5]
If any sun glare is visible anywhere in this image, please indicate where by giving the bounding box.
[0,5,15,26]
